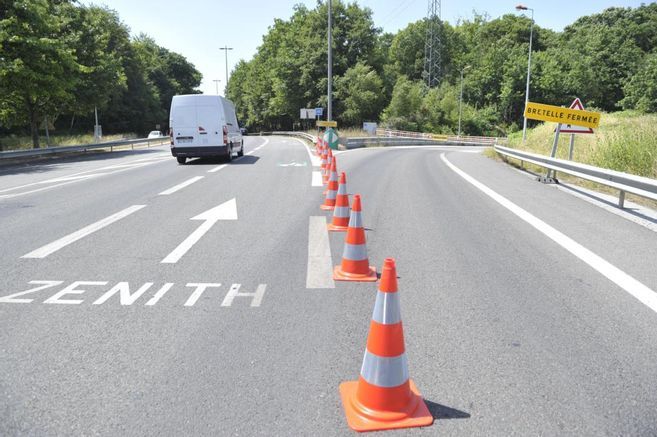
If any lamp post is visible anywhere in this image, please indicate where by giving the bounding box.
[327,0,333,122]
[212,79,221,95]
[516,4,534,143]
[458,65,470,139]
[219,46,233,94]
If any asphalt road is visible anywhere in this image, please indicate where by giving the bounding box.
[1,136,656,436]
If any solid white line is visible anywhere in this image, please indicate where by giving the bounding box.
[441,153,657,315]
[158,176,204,195]
[208,164,227,173]
[307,216,335,289]
[22,205,146,258]
[292,138,322,167]
[312,171,323,187]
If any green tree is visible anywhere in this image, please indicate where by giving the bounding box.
[334,62,384,126]
[621,52,657,113]
[0,0,81,148]
[381,76,425,131]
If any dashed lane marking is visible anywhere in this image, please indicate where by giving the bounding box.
[21,205,146,259]
[312,171,323,187]
[441,153,657,316]
[158,176,204,195]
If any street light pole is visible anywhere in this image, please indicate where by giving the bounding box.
[458,65,470,139]
[212,79,221,95]
[219,46,233,95]
[516,4,534,143]
[327,0,333,122]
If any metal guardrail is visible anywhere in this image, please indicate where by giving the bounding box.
[376,128,507,145]
[494,145,657,208]
[261,131,455,149]
[0,137,170,160]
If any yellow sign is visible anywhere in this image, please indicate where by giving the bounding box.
[524,102,601,129]
[316,120,338,128]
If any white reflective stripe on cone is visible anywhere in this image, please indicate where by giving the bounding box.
[348,211,363,228]
[371,291,402,325]
[360,350,409,388]
[333,206,349,217]
[329,172,338,182]
[337,184,347,195]
[342,242,369,261]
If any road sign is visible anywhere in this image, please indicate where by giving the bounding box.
[323,128,339,150]
[300,108,314,119]
[315,107,323,117]
[556,98,594,134]
[317,120,337,128]
[524,102,601,129]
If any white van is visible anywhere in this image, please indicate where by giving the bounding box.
[168,94,244,164]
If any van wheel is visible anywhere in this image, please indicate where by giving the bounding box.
[237,142,244,157]
[176,156,186,165]
[225,145,233,162]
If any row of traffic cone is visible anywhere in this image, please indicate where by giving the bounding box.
[314,136,433,432]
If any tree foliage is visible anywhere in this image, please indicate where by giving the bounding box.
[228,2,657,134]
[0,0,201,147]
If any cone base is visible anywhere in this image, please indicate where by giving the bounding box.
[327,223,348,232]
[339,379,434,432]
[333,265,377,282]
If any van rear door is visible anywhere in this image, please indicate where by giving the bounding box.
[196,105,223,147]
[171,103,197,146]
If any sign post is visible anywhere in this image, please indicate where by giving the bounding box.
[524,100,601,183]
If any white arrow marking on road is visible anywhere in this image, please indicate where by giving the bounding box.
[161,198,237,264]
[22,205,146,259]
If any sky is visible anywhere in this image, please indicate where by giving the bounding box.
[84,1,647,96]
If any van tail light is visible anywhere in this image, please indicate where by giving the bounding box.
[169,127,173,145]
[223,125,228,145]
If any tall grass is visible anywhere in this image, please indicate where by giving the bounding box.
[0,133,137,152]
[508,111,657,179]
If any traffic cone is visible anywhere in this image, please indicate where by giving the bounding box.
[321,160,339,210]
[333,195,377,282]
[328,172,350,231]
[339,258,433,432]
[320,145,328,172]
[323,150,333,185]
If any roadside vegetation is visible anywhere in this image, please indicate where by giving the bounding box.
[0,133,137,151]
[0,0,201,149]
[227,2,657,137]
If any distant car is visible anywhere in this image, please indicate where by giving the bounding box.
[240,126,247,135]
[147,130,163,139]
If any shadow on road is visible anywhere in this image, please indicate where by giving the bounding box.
[187,155,260,166]
[424,399,471,420]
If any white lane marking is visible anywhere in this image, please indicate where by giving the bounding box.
[43,281,108,305]
[312,171,323,187]
[292,138,322,167]
[184,283,221,306]
[208,164,227,173]
[158,176,204,195]
[306,216,335,289]
[92,282,154,305]
[22,205,146,259]
[0,159,170,200]
[0,281,63,303]
[221,284,266,307]
[0,156,169,194]
[441,153,657,315]
[161,198,237,264]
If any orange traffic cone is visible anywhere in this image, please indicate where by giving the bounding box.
[328,172,350,231]
[320,146,328,172]
[333,195,377,282]
[339,258,433,432]
[321,160,339,210]
[323,150,333,185]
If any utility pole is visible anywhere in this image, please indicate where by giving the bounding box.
[423,0,442,88]
[458,66,470,138]
[327,0,333,121]
[516,4,534,143]
[212,79,221,95]
[219,46,233,95]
